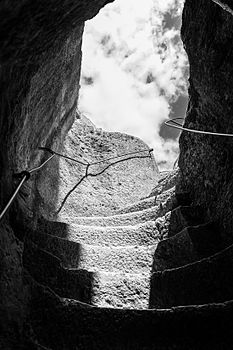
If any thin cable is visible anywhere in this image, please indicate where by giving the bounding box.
[211,0,233,16]
[39,146,153,166]
[57,154,152,213]
[0,175,27,221]
[0,153,55,222]
[29,154,55,174]
[165,118,233,137]
[91,148,153,165]
[39,147,88,166]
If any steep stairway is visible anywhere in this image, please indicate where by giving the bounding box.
[25,214,159,309]
[23,170,233,349]
[25,171,177,310]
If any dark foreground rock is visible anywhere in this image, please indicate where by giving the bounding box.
[29,279,233,350]
[150,243,233,309]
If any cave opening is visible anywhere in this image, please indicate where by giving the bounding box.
[78,0,189,170]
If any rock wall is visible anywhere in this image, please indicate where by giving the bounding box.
[0,0,233,347]
[38,114,158,219]
[0,1,113,347]
[178,0,233,243]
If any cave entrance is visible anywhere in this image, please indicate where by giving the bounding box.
[78,0,189,170]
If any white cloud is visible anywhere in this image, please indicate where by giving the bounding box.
[79,0,188,170]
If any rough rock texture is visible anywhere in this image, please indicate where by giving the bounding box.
[0,0,114,347]
[178,0,233,243]
[150,243,233,309]
[26,193,161,310]
[152,222,224,272]
[1,0,233,348]
[0,223,29,349]
[24,173,233,348]
[28,272,233,350]
[38,114,158,219]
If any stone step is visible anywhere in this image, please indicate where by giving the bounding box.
[31,280,233,350]
[79,244,156,273]
[35,220,159,247]
[29,224,159,267]
[116,186,176,215]
[92,272,150,309]
[148,169,179,198]
[68,221,159,246]
[28,232,156,273]
[155,205,208,240]
[116,197,156,214]
[60,206,158,227]
[150,243,233,309]
[24,240,151,310]
[152,222,223,272]
[23,241,94,303]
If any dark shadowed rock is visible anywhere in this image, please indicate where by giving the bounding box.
[150,243,233,309]
[178,0,233,243]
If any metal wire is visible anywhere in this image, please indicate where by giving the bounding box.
[39,146,153,166]
[211,0,233,16]
[165,117,233,137]
[29,154,55,174]
[0,175,27,221]
[0,154,55,222]
[0,146,153,222]
[39,147,88,166]
[91,148,153,165]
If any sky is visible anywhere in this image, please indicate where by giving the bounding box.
[78,0,189,170]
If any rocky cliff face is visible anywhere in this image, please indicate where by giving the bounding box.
[178,0,233,243]
[0,1,113,347]
[0,0,114,225]
[38,114,158,219]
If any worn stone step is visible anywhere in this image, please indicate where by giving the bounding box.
[31,280,233,350]
[68,221,159,246]
[28,231,156,273]
[154,205,207,240]
[29,224,159,269]
[92,272,150,309]
[28,231,82,268]
[24,241,152,310]
[79,244,156,273]
[148,169,179,198]
[116,186,176,215]
[150,243,233,309]
[35,220,159,247]
[167,205,207,237]
[60,206,159,227]
[23,241,93,303]
[152,222,223,272]
[116,197,156,214]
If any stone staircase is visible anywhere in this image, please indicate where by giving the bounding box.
[25,198,171,309]
[24,170,233,349]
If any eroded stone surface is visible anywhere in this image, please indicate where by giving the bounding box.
[150,243,233,309]
[178,0,233,243]
[39,115,159,219]
[1,0,233,348]
[152,222,223,272]
[0,0,116,345]
[29,280,233,349]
